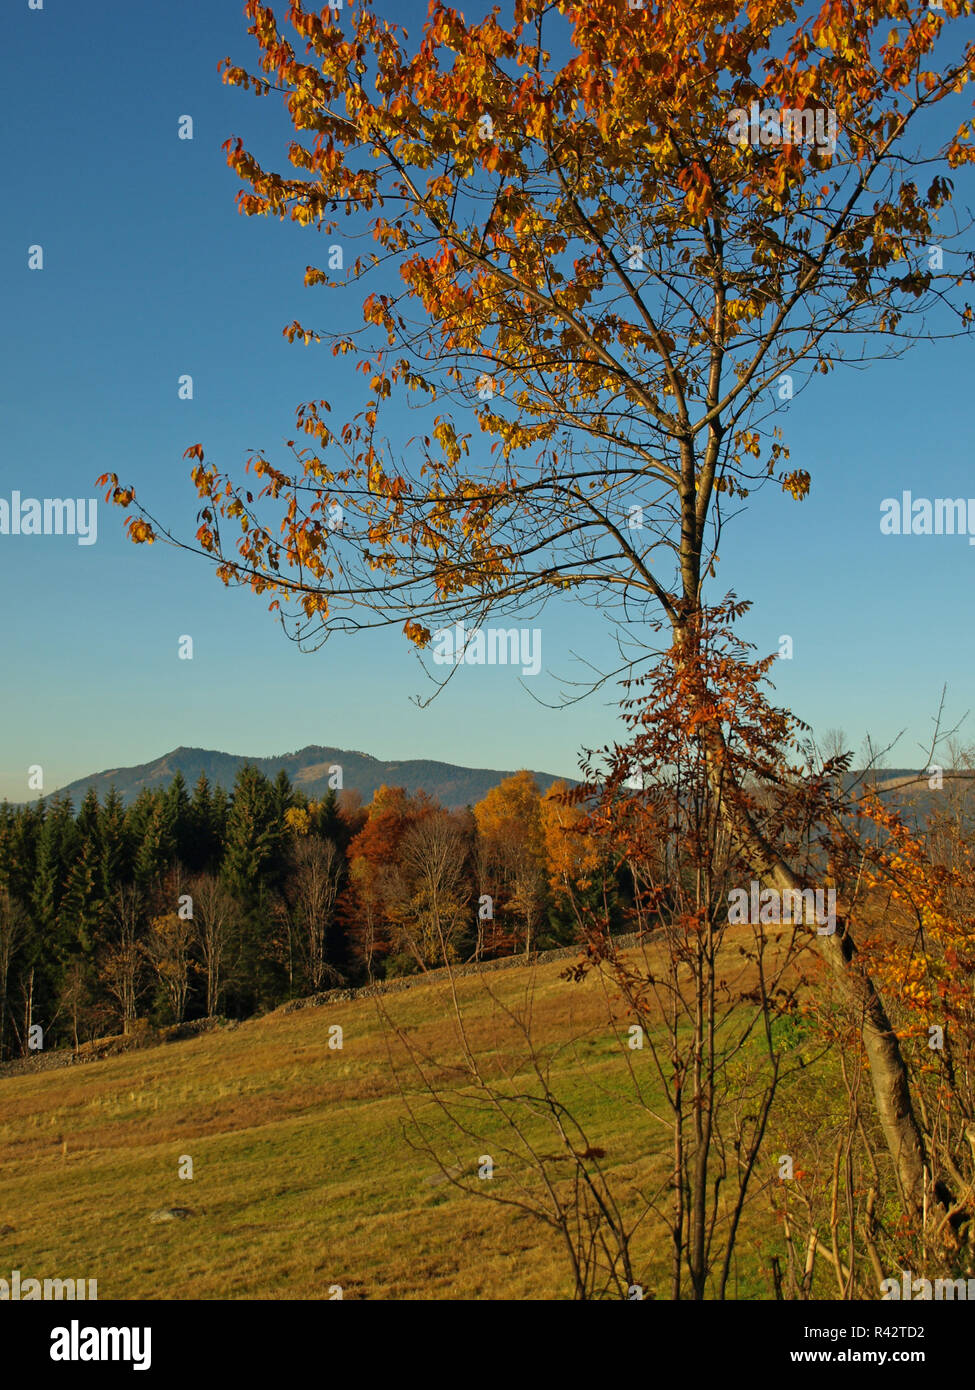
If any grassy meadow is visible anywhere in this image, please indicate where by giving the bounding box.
[0,931,823,1300]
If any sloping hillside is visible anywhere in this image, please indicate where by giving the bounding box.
[0,935,800,1300]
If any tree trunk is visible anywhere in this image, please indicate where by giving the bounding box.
[700,717,934,1219]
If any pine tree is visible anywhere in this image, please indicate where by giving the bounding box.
[30,797,80,1041]
[133,794,176,891]
[221,766,289,1011]
[210,784,230,863]
[165,771,192,868]
[98,787,132,902]
[222,767,280,898]
[0,803,16,896]
[60,793,101,957]
[271,767,295,824]
[32,797,78,936]
[76,786,100,844]
[6,800,41,907]
[313,788,345,847]
[189,772,217,873]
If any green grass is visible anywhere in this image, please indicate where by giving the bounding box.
[0,942,819,1299]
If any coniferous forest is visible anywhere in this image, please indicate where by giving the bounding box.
[0,768,620,1057]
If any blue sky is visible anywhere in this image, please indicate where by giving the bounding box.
[1,0,973,804]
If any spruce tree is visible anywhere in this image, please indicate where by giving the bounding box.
[133,794,176,892]
[98,788,132,901]
[189,772,217,873]
[164,771,192,869]
[30,797,80,1041]
[221,766,286,1012]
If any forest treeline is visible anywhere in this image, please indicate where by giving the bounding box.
[0,766,620,1057]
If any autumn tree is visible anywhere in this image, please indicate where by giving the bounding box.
[539,779,610,942]
[57,958,92,1055]
[144,911,195,1024]
[286,834,344,990]
[343,854,395,979]
[100,885,146,1035]
[387,610,827,1298]
[570,606,835,1298]
[192,874,238,1017]
[98,0,975,1224]
[475,771,548,955]
[822,779,975,1276]
[392,810,473,968]
[343,784,438,974]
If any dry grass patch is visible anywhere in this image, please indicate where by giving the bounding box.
[0,933,811,1298]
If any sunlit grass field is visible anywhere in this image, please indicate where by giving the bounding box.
[0,934,816,1300]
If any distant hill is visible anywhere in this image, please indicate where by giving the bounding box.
[848,767,975,827]
[40,756,975,815]
[49,745,574,810]
[870,768,975,793]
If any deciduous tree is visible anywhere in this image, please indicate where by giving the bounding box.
[97,0,975,1222]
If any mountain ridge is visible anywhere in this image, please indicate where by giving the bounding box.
[43,744,575,809]
[20,757,968,813]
